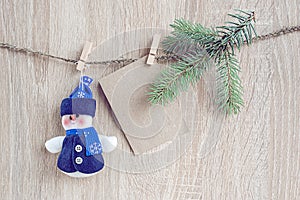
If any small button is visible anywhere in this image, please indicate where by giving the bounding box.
[75,157,83,164]
[75,145,82,152]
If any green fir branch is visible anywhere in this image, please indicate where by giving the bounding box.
[216,51,243,114]
[162,19,218,53]
[148,50,210,105]
[211,10,257,57]
[148,9,256,115]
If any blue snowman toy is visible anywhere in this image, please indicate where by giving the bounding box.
[45,76,117,178]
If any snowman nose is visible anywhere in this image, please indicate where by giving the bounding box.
[69,115,76,121]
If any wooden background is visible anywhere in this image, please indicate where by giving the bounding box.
[0,0,299,199]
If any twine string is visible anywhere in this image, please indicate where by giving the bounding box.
[0,25,299,66]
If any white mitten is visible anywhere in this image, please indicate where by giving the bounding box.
[45,136,65,153]
[99,135,118,153]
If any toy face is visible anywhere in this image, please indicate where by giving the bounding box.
[62,114,93,130]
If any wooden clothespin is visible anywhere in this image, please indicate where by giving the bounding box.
[76,41,93,71]
[146,34,161,65]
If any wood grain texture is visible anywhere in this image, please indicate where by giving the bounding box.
[0,0,299,199]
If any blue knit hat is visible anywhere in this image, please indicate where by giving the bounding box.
[60,76,96,117]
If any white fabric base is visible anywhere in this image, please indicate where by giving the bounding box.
[60,169,101,178]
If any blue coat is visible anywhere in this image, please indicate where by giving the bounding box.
[57,129,104,174]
